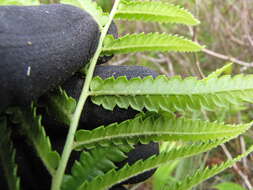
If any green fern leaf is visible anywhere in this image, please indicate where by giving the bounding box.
[8,106,60,175]
[0,117,20,190]
[115,0,200,25]
[62,144,133,190]
[77,140,229,190]
[74,113,251,149]
[168,145,253,190]
[44,88,76,125]
[204,63,233,81]
[213,182,246,190]
[90,75,253,113]
[102,33,203,55]
[61,0,108,28]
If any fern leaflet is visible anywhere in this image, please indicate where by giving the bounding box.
[102,33,203,55]
[204,63,233,81]
[115,0,200,25]
[62,144,133,190]
[90,75,253,113]
[77,139,230,190]
[168,145,253,190]
[44,88,76,126]
[7,106,60,175]
[74,113,251,149]
[0,117,20,190]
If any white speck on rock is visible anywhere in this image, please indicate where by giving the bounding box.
[27,66,31,76]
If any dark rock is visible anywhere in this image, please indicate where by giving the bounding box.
[0,4,100,112]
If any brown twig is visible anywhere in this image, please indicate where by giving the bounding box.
[221,144,252,190]
[111,55,131,65]
[140,54,169,75]
[240,136,249,172]
[202,48,253,67]
[242,0,253,48]
[159,53,175,77]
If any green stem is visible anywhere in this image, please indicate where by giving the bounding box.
[50,1,121,190]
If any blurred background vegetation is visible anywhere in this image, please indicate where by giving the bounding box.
[96,0,253,190]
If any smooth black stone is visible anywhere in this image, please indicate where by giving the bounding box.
[0,4,100,112]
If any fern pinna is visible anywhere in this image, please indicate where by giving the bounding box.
[0,0,252,190]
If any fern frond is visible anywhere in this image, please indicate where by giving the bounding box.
[168,145,253,190]
[61,0,108,28]
[74,113,251,149]
[90,75,253,113]
[102,33,203,55]
[44,88,76,125]
[8,106,60,175]
[115,0,200,25]
[77,140,229,190]
[62,144,133,190]
[0,117,20,190]
[204,63,233,81]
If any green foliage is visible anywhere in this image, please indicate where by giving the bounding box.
[204,63,234,81]
[101,0,203,57]
[96,0,113,12]
[153,160,179,190]
[153,142,180,190]
[102,33,203,55]
[214,182,246,190]
[78,140,230,190]
[7,106,60,175]
[62,144,133,190]
[61,0,109,28]
[115,0,200,25]
[0,117,20,190]
[74,112,251,149]
[168,146,253,190]
[44,88,76,126]
[90,74,253,112]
